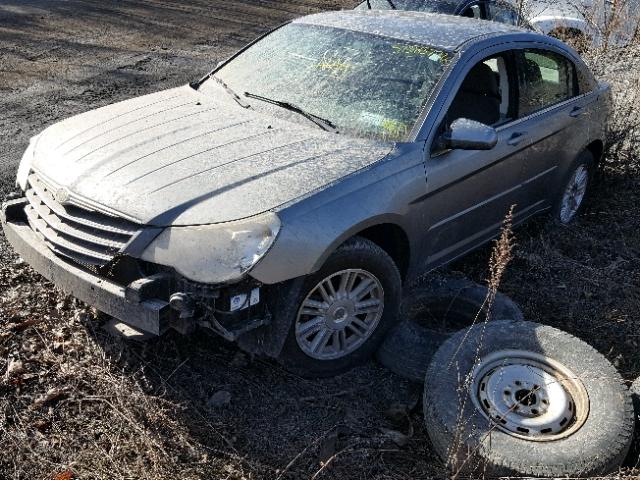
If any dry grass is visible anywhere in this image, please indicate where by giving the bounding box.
[443,210,517,479]
[1,260,438,480]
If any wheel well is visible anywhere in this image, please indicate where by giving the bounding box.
[586,140,604,164]
[356,224,410,280]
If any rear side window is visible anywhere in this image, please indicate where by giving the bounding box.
[517,50,577,117]
[577,67,598,94]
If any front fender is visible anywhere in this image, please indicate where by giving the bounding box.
[249,145,426,285]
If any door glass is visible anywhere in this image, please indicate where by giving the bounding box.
[446,55,511,128]
[518,50,576,117]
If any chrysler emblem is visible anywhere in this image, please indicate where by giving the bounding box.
[54,187,71,205]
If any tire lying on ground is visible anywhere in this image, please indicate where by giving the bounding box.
[424,320,634,478]
[376,276,523,383]
[626,376,640,467]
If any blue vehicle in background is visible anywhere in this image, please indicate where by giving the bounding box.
[356,0,530,28]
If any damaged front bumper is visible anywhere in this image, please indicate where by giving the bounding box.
[2,198,173,334]
[1,198,269,339]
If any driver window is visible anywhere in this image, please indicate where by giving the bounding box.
[445,54,512,129]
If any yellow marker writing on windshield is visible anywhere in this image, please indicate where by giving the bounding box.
[316,61,352,71]
[392,44,447,63]
[382,119,408,138]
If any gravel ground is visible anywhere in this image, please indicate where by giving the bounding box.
[1,1,640,479]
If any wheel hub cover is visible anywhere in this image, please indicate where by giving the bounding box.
[479,364,571,435]
[471,350,589,441]
[295,269,384,361]
[560,165,589,224]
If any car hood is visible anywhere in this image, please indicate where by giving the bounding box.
[32,85,392,226]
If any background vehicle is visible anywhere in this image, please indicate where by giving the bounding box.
[355,0,531,27]
[522,0,639,49]
[358,0,640,48]
[2,11,609,377]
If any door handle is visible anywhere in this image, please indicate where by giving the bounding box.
[507,132,527,146]
[570,106,584,118]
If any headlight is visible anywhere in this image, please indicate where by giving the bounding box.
[17,135,39,191]
[140,212,281,284]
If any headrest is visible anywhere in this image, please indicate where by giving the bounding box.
[460,62,499,98]
[524,58,543,83]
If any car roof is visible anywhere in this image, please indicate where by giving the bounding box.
[294,10,529,52]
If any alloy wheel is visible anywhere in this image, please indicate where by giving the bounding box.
[295,269,384,360]
[559,165,589,224]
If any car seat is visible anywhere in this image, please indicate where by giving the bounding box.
[448,62,501,126]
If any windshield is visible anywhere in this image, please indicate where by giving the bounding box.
[203,23,450,141]
[354,0,458,14]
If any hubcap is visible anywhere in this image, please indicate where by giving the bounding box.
[295,269,384,360]
[470,350,589,441]
[559,165,589,224]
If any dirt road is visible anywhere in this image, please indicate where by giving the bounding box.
[1,1,640,479]
[0,0,351,191]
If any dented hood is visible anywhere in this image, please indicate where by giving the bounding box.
[32,85,392,226]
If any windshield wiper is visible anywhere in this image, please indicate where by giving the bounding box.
[212,76,251,109]
[244,92,339,133]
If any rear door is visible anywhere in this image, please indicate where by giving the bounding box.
[513,48,591,210]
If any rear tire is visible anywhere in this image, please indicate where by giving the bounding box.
[552,150,594,225]
[276,236,401,378]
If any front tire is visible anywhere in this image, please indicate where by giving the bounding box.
[276,236,401,377]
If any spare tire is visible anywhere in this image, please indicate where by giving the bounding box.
[424,320,634,478]
[376,275,523,383]
[626,376,640,467]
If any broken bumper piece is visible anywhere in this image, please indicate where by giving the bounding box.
[1,198,173,335]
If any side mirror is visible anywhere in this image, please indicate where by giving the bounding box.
[439,118,498,151]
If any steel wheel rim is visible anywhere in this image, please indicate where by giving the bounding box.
[559,165,589,224]
[470,349,589,441]
[295,269,384,360]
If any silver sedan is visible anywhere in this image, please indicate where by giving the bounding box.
[2,10,610,376]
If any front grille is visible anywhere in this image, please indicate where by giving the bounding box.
[24,173,140,267]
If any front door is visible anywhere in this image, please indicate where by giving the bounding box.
[422,52,531,267]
